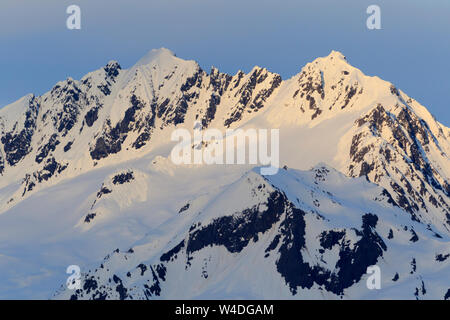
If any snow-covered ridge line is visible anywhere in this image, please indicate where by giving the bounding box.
[0,48,448,232]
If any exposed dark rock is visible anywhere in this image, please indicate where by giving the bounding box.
[22,157,68,195]
[178,203,190,214]
[277,212,386,296]
[50,81,84,136]
[186,191,286,255]
[104,61,121,78]
[341,85,357,109]
[63,141,73,152]
[35,134,60,164]
[409,229,419,242]
[209,67,232,96]
[319,230,345,249]
[224,70,281,127]
[388,229,394,239]
[84,106,100,127]
[83,276,98,294]
[1,97,39,166]
[180,68,203,92]
[436,253,449,262]
[112,171,134,185]
[201,94,220,127]
[0,153,4,174]
[37,157,67,182]
[265,234,281,256]
[84,213,96,223]
[96,184,112,199]
[445,289,450,300]
[143,265,164,298]
[410,258,417,274]
[112,275,127,300]
[90,95,146,160]
[160,240,185,262]
[392,273,399,281]
[137,264,147,276]
[97,84,111,96]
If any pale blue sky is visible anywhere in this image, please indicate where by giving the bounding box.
[1,0,449,124]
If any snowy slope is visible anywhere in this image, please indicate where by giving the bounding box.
[53,165,450,300]
[0,49,448,299]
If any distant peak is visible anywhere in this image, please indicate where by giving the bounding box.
[150,47,175,57]
[326,50,347,61]
[106,60,121,68]
[104,61,121,78]
[299,50,351,76]
[134,48,177,67]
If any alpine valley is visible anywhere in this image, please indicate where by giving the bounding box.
[0,49,448,299]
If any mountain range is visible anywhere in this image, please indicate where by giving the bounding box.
[0,48,448,299]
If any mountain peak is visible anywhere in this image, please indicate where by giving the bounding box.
[298,50,352,78]
[326,50,347,61]
[134,48,177,67]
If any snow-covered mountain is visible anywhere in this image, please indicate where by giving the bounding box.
[0,49,448,299]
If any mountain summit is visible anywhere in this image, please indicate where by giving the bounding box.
[0,50,448,299]
[133,48,177,67]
